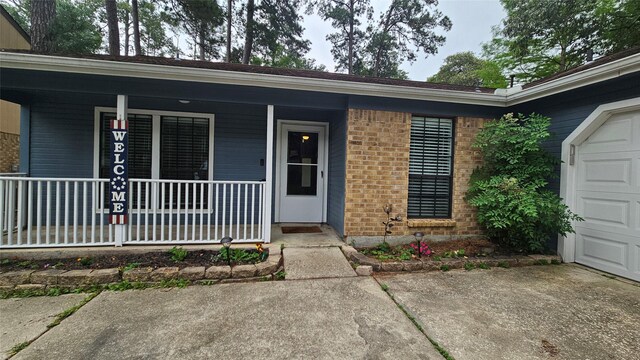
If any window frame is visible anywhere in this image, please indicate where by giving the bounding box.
[93,107,215,181]
[407,115,455,219]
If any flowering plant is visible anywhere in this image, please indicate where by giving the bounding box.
[409,242,432,256]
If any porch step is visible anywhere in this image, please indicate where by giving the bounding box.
[283,247,357,280]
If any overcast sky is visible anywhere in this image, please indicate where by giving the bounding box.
[303,0,506,80]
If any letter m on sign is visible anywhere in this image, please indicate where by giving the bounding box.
[109,118,128,224]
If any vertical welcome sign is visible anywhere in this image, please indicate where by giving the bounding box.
[109,117,128,224]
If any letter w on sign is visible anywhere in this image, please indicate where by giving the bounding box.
[109,118,128,224]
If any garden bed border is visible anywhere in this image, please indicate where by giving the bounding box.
[0,246,283,296]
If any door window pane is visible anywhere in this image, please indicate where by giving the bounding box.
[287,132,318,164]
[287,165,317,195]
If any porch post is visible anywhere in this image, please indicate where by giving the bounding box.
[264,105,274,243]
[114,95,128,246]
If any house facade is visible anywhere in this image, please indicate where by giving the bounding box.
[1,48,639,281]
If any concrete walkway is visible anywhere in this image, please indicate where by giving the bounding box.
[10,278,442,360]
[0,294,87,359]
[283,247,357,280]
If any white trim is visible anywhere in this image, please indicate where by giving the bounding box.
[92,106,215,180]
[274,119,329,223]
[558,96,640,262]
[264,106,274,243]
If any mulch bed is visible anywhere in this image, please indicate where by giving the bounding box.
[0,248,268,272]
[359,238,504,262]
[281,226,323,234]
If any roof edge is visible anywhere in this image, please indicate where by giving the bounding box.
[506,52,640,106]
[0,52,506,107]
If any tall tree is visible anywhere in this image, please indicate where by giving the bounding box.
[105,0,120,55]
[30,0,56,52]
[226,0,232,62]
[241,0,255,64]
[597,0,640,54]
[363,0,451,78]
[485,0,602,83]
[131,0,141,55]
[170,0,224,60]
[427,52,508,88]
[315,0,372,74]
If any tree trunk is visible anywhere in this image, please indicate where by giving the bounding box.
[226,0,232,62]
[124,10,130,56]
[348,0,354,74]
[105,0,120,55]
[242,0,255,64]
[199,26,206,60]
[132,0,141,55]
[373,4,396,77]
[30,0,56,53]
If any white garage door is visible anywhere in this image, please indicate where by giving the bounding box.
[575,110,640,281]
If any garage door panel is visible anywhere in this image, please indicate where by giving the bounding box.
[576,230,628,269]
[579,115,633,154]
[577,152,637,193]
[577,196,629,228]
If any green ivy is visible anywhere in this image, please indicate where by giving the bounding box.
[466,113,582,252]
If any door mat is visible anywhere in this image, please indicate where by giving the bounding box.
[281,226,323,234]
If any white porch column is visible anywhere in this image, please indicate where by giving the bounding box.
[114,95,128,246]
[264,105,274,243]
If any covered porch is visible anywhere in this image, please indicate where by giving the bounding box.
[0,58,348,249]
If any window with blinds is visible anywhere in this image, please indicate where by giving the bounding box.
[408,116,454,218]
[99,112,152,179]
[160,116,210,180]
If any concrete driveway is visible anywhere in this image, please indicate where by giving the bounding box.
[9,277,441,360]
[377,265,640,360]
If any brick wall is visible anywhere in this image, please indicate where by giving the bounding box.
[344,109,489,245]
[0,131,19,173]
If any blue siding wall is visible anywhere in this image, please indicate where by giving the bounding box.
[509,73,640,194]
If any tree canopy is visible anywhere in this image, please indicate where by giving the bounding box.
[427,51,507,88]
[484,0,640,83]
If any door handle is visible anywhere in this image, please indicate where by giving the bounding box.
[321,170,324,178]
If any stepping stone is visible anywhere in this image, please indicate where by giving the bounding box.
[283,247,356,280]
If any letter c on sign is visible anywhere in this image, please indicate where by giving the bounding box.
[114,165,124,175]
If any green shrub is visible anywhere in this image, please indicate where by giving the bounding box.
[168,247,188,262]
[466,113,582,252]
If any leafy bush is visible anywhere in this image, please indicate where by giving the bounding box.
[466,113,582,252]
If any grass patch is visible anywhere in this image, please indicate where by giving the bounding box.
[8,341,31,356]
[47,292,99,329]
[497,261,510,268]
[477,262,490,270]
[533,259,550,266]
[440,265,450,272]
[274,270,286,281]
[550,259,562,265]
[464,262,475,271]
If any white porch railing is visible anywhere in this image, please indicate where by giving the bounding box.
[0,177,267,248]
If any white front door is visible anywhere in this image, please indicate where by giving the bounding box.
[277,123,326,222]
[574,110,640,281]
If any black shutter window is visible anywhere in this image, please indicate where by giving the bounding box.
[408,116,454,218]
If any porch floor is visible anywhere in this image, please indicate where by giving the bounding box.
[271,223,344,248]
